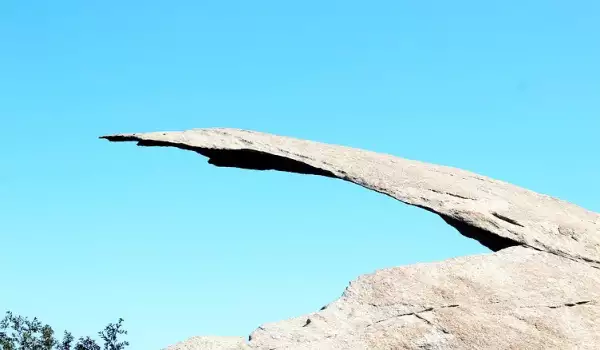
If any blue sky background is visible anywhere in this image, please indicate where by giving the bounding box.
[1,1,598,349]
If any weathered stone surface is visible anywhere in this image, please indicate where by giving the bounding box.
[102,128,600,349]
[158,247,600,349]
[165,336,248,350]
[247,247,600,349]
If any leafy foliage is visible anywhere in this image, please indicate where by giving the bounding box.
[0,312,129,350]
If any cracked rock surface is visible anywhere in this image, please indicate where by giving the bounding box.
[246,247,600,349]
[101,128,600,349]
[165,337,249,350]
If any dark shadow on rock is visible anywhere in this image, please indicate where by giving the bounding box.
[101,136,337,178]
[440,215,521,251]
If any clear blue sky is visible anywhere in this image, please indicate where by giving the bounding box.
[1,1,598,349]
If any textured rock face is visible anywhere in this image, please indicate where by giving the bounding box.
[165,336,248,350]
[102,128,600,350]
[247,247,600,349]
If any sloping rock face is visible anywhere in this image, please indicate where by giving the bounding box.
[102,128,600,350]
[165,336,249,350]
[246,247,600,349]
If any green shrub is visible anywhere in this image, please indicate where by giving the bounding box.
[0,312,129,350]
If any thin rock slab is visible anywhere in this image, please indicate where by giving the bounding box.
[101,128,600,267]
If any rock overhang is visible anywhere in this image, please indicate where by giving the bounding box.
[101,128,600,268]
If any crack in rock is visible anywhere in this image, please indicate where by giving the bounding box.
[491,212,525,227]
[412,313,451,335]
[363,299,596,337]
[547,300,593,309]
[367,305,460,327]
[428,188,476,200]
[366,299,597,328]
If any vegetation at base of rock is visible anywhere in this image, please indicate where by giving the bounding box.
[0,311,129,350]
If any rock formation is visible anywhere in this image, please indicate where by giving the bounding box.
[102,128,600,350]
